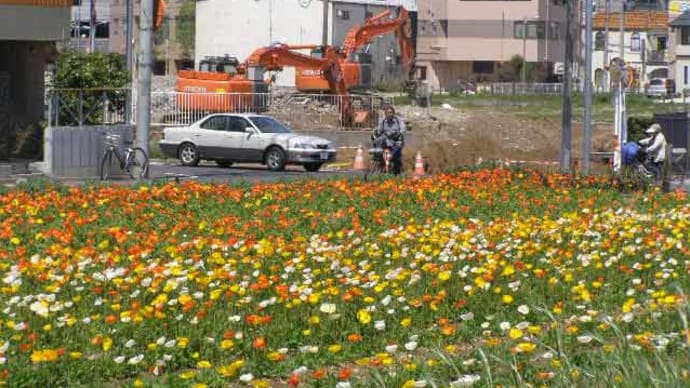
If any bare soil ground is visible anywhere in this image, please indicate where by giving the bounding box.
[335,105,616,174]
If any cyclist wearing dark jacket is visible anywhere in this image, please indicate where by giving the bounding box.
[372,105,406,175]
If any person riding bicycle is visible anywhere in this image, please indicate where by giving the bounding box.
[637,123,667,179]
[372,105,405,175]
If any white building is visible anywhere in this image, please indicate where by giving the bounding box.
[195,0,417,87]
[588,11,669,92]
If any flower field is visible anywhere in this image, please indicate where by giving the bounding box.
[0,169,689,387]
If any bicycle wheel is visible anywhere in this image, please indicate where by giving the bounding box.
[100,151,113,181]
[126,147,150,180]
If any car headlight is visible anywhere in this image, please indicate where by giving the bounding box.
[292,143,314,150]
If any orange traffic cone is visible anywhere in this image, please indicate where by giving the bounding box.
[413,151,425,177]
[352,145,366,170]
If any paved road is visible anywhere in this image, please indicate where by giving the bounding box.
[141,160,360,185]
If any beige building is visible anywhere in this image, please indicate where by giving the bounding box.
[415,0,568,91]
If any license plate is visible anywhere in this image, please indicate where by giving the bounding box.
[320,152,328,160]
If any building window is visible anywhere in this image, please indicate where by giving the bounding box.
[595,31,605,51]
[685,66,688,85]
[416,66,427,80]
[336,10,350,20]
[549,22,560,40]
[473,61,494,74]
[682,27,690,45]
[514,21,550,39]
[657,36,667,50]
[630,32,641,52]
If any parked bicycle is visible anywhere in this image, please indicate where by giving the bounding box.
[100,133,150,181]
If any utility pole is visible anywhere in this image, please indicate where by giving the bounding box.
[125,0,133,123]
[522,16,527,83]
[583,0,593,174]
[136,0,154,159]
[619,0,625,62]
[89,0,96,52]
[603,0,610,91]
[560,0,574,172]
[322,0,329,46]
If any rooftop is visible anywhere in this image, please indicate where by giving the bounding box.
[593,11,669,30]
[670,10,690,27]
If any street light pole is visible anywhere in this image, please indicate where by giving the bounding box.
[522,16,527,83]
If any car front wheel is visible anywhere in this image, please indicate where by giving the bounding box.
[304,163,322,172]
[179,143,200,166]
[265,147,286,171]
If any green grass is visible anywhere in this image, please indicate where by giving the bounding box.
[393,93,690,123]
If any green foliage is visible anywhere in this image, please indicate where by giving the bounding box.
[52,50,129,125]
[53,50,129,90]
[627,116,654,142]
[177,0,196,59]
[374,79,406,93]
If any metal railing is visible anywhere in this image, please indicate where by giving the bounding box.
[489,83,564,95]
[143,91,392,129]
[46,89,392,129]
[46,88,129,127]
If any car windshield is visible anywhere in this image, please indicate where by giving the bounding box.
[249,117,293,133]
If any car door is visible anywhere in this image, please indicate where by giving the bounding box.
[232,116,264,161]
[195,115,229,159]
[222,116,252,161]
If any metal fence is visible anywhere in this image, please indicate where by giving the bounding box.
[488,83,565,95]
[143,91,392,129]
[47,88,129,127]
[47,89,392,130]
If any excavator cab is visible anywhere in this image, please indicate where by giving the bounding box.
[198,55,240,76]
[309,47,324,59]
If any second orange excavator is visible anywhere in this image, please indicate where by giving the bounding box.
[295,6,414,93]
[175,44,358,125]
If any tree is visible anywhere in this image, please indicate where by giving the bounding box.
[51,50,129,125]
[176,0,196,59]
[54,50,129,89]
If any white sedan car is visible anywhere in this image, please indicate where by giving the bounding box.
[159,114,337,172]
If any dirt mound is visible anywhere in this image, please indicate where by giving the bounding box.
[395,105,614,171]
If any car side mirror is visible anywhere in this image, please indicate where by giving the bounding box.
[245,127,255,133]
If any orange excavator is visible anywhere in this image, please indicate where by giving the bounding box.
[175,43,356,125]
[295,6,414,93]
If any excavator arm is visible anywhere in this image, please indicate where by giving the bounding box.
[341,6,413,71]
[243,44,353,125]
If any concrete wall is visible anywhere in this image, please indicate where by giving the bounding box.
[0,5,70,41]
[44,125,134,178]
[196,0,324,87]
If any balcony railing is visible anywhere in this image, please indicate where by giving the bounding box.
[646,50,668,64]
